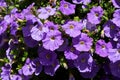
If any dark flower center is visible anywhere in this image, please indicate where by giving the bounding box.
[69,25,74,29]
[101,45,105,49]
[46,54,51,59]
[81,58,86,63]
[64,4,68,8]
[49,27,54,30]
[118,49,120,53]
[80,41,84,45]
[47,9,51,13]
[110,25,115,29]
[50,36,55,40]
[70,47,75,52]
[95,13,99,17]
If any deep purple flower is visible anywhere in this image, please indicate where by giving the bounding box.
[64,46,79,60]
[59,0,76,15]
[42,31,63,51]
[32,58,42,75]
[22,58,36,76]
[80,61,99,78]
[24,36,38,48]
[44,59,60,76]
[72,33,93,51]
[38,48,57,65]
[62,21,83,37]
[95,39,112,57]
[112,0,120,8]
[10,22,19,36]
[103,20,119,38]
[74,52,93,72]
[110,60,120,78]
[87,6,104,24]
[57,38,69,51]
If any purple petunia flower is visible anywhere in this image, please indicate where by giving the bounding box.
[112,0,120,8]
[10,74,22,80]
[80,61,99,78]
[72,0,91,5]
[44,21,58,32]
[110,60,120,78]
[74,52,93,73]
[21,58,36,76]
[62,21,83,37]
[44,59,60,76]
[32,58,42,76]
[42,31,63,51]
[30,22,48,41]
[37,6,56,19]
[45,6,56,16]
[82,19,96,31]
[38,48,57,65]
[59,0,76,15]
[112,9,120,27]
[108,48,120,63]
[72,33,93,51]
[87,6,104,25]
[95,39,112,57]
[0,0,7,7]
[64,46,79,60]
[1,63,11,80]
[103,20,119,38]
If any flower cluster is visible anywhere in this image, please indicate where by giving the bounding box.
[0,0,120,80]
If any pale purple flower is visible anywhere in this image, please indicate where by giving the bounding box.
[64,46,79,60]
[95,39,112,57]
[37,8,49,19]
[30,23,48,41]
[10,74,22,80]
[22,58,36,76]
[62,21,83,37]
[45,6,56,16]
[44,21,58,32]
[87,6,104,24]
[112,9,120,27]
[42,31,64,51]
[72,33,93,51]
[108,48,120,63]
[59,0,76,15]
[112,0,120,8]
[1,63,11,80]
